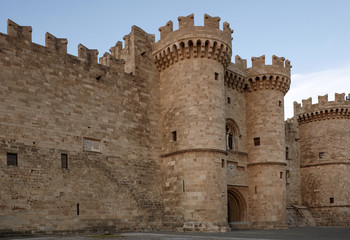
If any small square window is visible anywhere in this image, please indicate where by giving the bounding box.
[172,131,177,141]
[319,152,325,159]
[61,153,68,169]
[7,153,18,166]
[254,137,260,146]
[215,72,219,80]
[227,97,231,104]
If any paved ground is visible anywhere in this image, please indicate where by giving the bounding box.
[2,227,350,240]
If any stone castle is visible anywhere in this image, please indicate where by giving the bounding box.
[0,14,349,235]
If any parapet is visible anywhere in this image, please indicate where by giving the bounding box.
[7,19,32,42]
[245,55,291,95]
[294,93,350,124]
[247,55,291,77]
[153,14,233,71]
[45,32,67,54]
[78,44,99,65]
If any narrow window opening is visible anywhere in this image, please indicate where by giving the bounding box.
[254,137,260,146]
[221,159,225,168]
[182,180,185,192]
[172,131,177,141]
[61,153,68,169]
[280,172,283,179]
[319,152,325,159]
[215,72,219,80]
[228,134,233,150]
[77,203,80,215]
[7,153,18,166]
[227,97,231,104]
[330,197,334,204]
[286,147,289,159]
[255,186,257,194]
[279,100,282,107]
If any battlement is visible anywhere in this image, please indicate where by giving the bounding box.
[244,55,291,95]
[45,32,67,54]
[1,20,155,75]
[294,93,350,124]
[247,55,291,77]
[153,14,232,71]
[7,19,32,42]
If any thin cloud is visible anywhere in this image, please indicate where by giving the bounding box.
[285,65,350,119]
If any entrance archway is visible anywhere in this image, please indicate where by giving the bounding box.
[227,189,247,225]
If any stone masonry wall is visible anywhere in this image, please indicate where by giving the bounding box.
[0,24,163,235]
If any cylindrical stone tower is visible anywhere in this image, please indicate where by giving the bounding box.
[245,55,291,228]
[153,14,232,231]
[295,93,350,226]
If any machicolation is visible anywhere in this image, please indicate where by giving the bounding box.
[0,14,349,236]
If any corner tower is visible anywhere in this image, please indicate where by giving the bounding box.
[153,14,232,231]
[295,93,350,226]
[245,55,291,228]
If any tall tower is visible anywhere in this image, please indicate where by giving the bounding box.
[295,93,350,226]
[245,55,291,228]
[153,14,232,231]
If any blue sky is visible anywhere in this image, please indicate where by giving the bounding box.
[1,0,349,118]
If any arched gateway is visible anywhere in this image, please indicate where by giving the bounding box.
[227,188,247,228]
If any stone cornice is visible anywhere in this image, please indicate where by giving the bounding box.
[296,107,350,125]
[153,38,231,72]
[160,148,227,158]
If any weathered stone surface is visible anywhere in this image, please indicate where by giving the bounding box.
[0,15,348,236]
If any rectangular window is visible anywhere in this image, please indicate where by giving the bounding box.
[227,97,231,104]
[172,131,177,141]
[279,100,282,107]
[61,153,68,169]
[83,138,101,152]
[7,153,18,166]
[330,197,334,204]
[286,147,289,159]
[280,172,283,179]
[254,137,260,146]
[319,152,325,159]
[221,159,225,168]
[215,72,219,80]
[228,133,233,150]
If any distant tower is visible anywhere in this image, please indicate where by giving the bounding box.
[245,55,291,228]
[153,14,232,231]
[295,93,350,226]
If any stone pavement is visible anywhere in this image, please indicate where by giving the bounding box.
[2,227,350,240]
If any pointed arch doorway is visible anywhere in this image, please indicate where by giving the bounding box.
[227,188,247,228]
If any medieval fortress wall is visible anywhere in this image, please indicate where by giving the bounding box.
[0,14,349,235]
[0,20,163,233]
[294,93,350,226]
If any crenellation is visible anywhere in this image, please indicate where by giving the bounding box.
[99,52,125,72]
[1,13,348,235]
[110,41,123,59]
[295,93,350,124]
[78,43,98,65]
[251,55,265,67]
[318,94,328,106]
[178,13,194,29]
[158,20,173,39]
[7,19,32,42]
[45,32,68,54]
[204,14,220,29]
[272,55,285,67]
